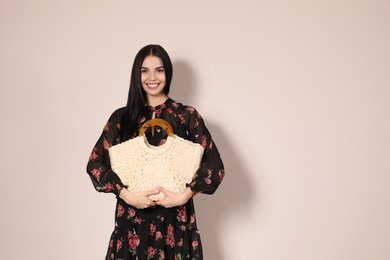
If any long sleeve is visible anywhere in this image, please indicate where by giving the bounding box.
[185,107,225,195]
[86,108,127,197]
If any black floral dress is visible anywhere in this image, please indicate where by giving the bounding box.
[86,98,225,260]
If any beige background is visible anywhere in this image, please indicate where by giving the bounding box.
[1,0,390,259]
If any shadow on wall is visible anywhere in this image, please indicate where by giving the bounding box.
[171,61,254,260]
[170,60,198,105]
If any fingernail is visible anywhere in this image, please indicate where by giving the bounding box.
[155,189,159,193]
[156,185,160,188]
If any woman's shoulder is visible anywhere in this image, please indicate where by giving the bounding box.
[168,99,198,113]
[167,100,202,124]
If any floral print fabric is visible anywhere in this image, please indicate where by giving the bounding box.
[87,98,224,260]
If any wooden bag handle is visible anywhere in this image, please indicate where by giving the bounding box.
[139,118,174,137]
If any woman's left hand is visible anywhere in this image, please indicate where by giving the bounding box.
[155,186,193,208]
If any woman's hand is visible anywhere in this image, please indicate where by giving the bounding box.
[119,188,158,209]
[155,186,193,208]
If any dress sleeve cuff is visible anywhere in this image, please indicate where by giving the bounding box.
[186,183,202,197]
[114,183,127,197]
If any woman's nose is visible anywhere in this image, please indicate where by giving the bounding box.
[149,71,156,80]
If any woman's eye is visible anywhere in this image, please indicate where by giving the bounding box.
[141,69,148,73]
[157,69,165,73]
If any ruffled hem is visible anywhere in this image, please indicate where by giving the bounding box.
[106,201,203,260]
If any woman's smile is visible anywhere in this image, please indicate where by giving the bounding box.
[146,83,160,89]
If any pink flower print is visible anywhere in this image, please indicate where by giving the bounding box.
[160,251,165,259]
[128,231,132,239]
[129,208,136,217]
[195,120,199,128]
[190,181,196,186]
[168,226,174,237]
[197,112,202,119]
[179,207,186,222]
[181,225,186,231]
[103,184,113,192]
[161,103,166,109]
[103,123,108,131]
[117,123,120,129]
[156,231,162,239]
[159,139,167,146]
[209,141,213,149]
[155,109,162,117]
[109,240,113,247]
[89,152,96,160]
[129,235,140,249]
[103,140,110,150]
[207,169,212,175]
[170,237,175,248]
[148,247,156,258]
[150,224,156,233]
[139,116,146,123]
[178,114,185,123]
[164,235,170,245]
[187,107,194,112]
[191,215,195,223]
[93,147,98,152]
[172,102,178,108]
[111,253,114,259]
[167,108,173,114]
[92,169,100,179]
[134,217,142,224]
[219,170,225,182]
[201,136,207,148]
[160,217,164,222]
[117,205,124,217]
[206,178,212,185]
[178,239,183,247]
[117,240,122,250]
[192,240,198,248]
[115,184,121,190]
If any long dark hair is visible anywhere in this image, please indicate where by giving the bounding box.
[120,44,173,140]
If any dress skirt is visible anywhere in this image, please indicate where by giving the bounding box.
[105,198,203,260]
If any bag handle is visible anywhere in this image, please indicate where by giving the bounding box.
[139,118,174,137]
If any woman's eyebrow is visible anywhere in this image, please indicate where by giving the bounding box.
[140,66,164,69]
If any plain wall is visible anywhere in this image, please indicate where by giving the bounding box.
[1,0,390,259]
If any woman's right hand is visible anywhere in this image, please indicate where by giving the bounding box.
[119,188,159,209]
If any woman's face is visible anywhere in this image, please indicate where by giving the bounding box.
[141,55,166,100]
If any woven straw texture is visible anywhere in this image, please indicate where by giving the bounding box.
[109,135,204,201]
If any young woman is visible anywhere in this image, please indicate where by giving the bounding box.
[86,44,224,260]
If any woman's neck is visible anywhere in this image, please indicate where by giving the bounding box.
[145,94,168,108]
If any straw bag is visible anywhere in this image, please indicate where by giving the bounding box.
[109,119,204,201]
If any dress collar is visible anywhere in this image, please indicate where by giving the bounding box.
[146,97,172,111]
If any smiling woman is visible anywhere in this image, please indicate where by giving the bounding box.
[86,44,225,260]
[140,56,167,105]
